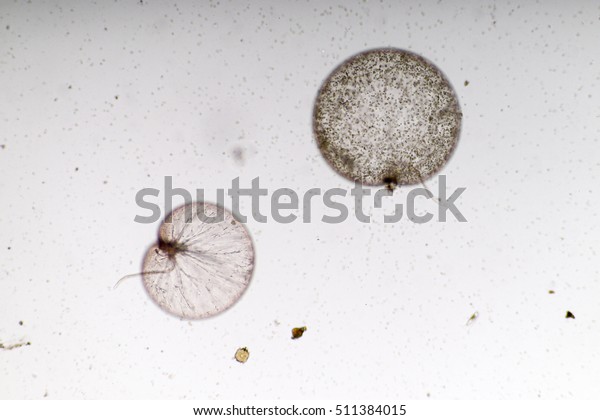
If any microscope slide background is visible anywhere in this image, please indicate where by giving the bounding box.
[1,0,599,399]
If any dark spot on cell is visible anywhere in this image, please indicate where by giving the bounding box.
[383,176,398,191]
[19,321,23,326]
[464,80,469,86]
[548,290,555,294]
[313,48,462,186]
[565,311,575,319]
[157,237,187,259]
[291,326,307,339]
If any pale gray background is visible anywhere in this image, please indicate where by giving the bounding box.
[1,0,599,399]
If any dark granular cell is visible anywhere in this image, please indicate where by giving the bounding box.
[142,202,255,320]
[313,48,462,186]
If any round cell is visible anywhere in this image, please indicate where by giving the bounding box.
[313,48,462,186]
[142,202,255,319]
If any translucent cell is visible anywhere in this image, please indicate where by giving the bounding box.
[142,202,255,319]
[313,48,462,186]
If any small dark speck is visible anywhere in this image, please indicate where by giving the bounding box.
[115,95,119,100]
[19,321,23,326]
[103,180,108,184]
[464,80,469,86]
[7,246,11,250]
[75,167,79,172]
[548,290,555,294]
[565,311,575,319]
[6,25,9,30]
[68,85,72,89]
[466,311,478,325]
[1,144,5,149]
[231,147,245,165]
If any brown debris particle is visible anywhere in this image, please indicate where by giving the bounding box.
[291,326,307,339]
[565,311,575,319]
[464,80,469,86]
[234,347,249,363]
[548,290,555,294]
[0,341,31,351]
